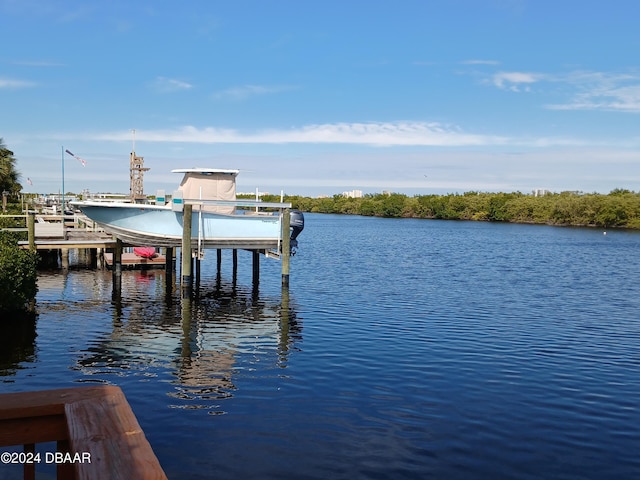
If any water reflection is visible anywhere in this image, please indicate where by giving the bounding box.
[0,312,37,380]
[69,271,302,413]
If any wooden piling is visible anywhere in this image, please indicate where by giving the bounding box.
[113,239,122,297]
[232,249,238,282]
[114,240,122,276]
[165,247,174,274]
[252,250,260,286]
[181,204,193,293]
[280,286,290,354]
[27,213,35,251]
[281,209,291,288]
[61,248,70,270]
[165,247,174,295]
[195,257,201,292]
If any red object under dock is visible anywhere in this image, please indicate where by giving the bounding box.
[133,246,158,258]
[104,252,167,269]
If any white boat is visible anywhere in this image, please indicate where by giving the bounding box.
[71,168,304,255]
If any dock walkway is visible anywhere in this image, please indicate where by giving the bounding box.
[3,214,168,269]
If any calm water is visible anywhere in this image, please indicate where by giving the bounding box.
[2,214,640,479]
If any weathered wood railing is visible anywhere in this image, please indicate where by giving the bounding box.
[0,386,167,480]
[0,214,104,244]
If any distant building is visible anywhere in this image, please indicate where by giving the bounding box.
[237,191,270,197]
[342,189,363,198]
[533,188,551,197]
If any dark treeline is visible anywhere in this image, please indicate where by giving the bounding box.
[246,189,640,229]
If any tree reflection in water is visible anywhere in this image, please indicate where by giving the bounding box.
[0,312,37,380]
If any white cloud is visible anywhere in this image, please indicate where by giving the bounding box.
[546,72,640,112]
[151,76,193,93]
[211,84,294,101]
[491,71,542,91]
[462,59,500,65]
[91,122,511,147]
[483,68,640,112]
[0,77,36,88]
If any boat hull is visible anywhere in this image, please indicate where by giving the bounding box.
[74,202,283,249]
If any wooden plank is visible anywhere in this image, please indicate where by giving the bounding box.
[0,386,115,419]
[104,252,167,267]
[57,439,76,479]
[18,239,119,250]
[0,415,68,447]
[24,443,35,480]
[34,222,65,238]
[65,390,167,480]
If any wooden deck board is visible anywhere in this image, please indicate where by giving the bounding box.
[104,252,167,269]
[0,415,68,447]
[0,386,167,479]
[66,390,167,480]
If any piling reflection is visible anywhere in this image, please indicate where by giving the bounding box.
[69,271,302,412]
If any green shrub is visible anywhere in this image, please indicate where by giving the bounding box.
[0,231,38,314]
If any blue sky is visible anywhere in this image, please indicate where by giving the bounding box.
[2,0,640,197]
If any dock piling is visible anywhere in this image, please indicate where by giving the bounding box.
[61,248,69,270]
[165,247,174,274]
[252,250,260,286]
[181,204,193,294]
[281,209,291,288]
[232,249,238,283]
[112,239,122,297]
[27,213,35,251]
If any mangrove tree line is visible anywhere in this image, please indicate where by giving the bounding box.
[246,189,640,229]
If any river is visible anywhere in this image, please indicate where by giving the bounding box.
[2,214,640,479]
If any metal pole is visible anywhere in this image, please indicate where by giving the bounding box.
[61,146,65,214]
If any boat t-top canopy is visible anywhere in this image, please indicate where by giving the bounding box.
[171,168,239,175]
[173,168,239,214]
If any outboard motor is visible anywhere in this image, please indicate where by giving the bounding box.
[289,210,304,255]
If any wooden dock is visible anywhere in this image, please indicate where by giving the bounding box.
[8,213,119,251]
[0,385,167,479]
[4,209,292,294]
[104,252,167,269]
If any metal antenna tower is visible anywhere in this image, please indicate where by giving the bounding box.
[129,129,150,203]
